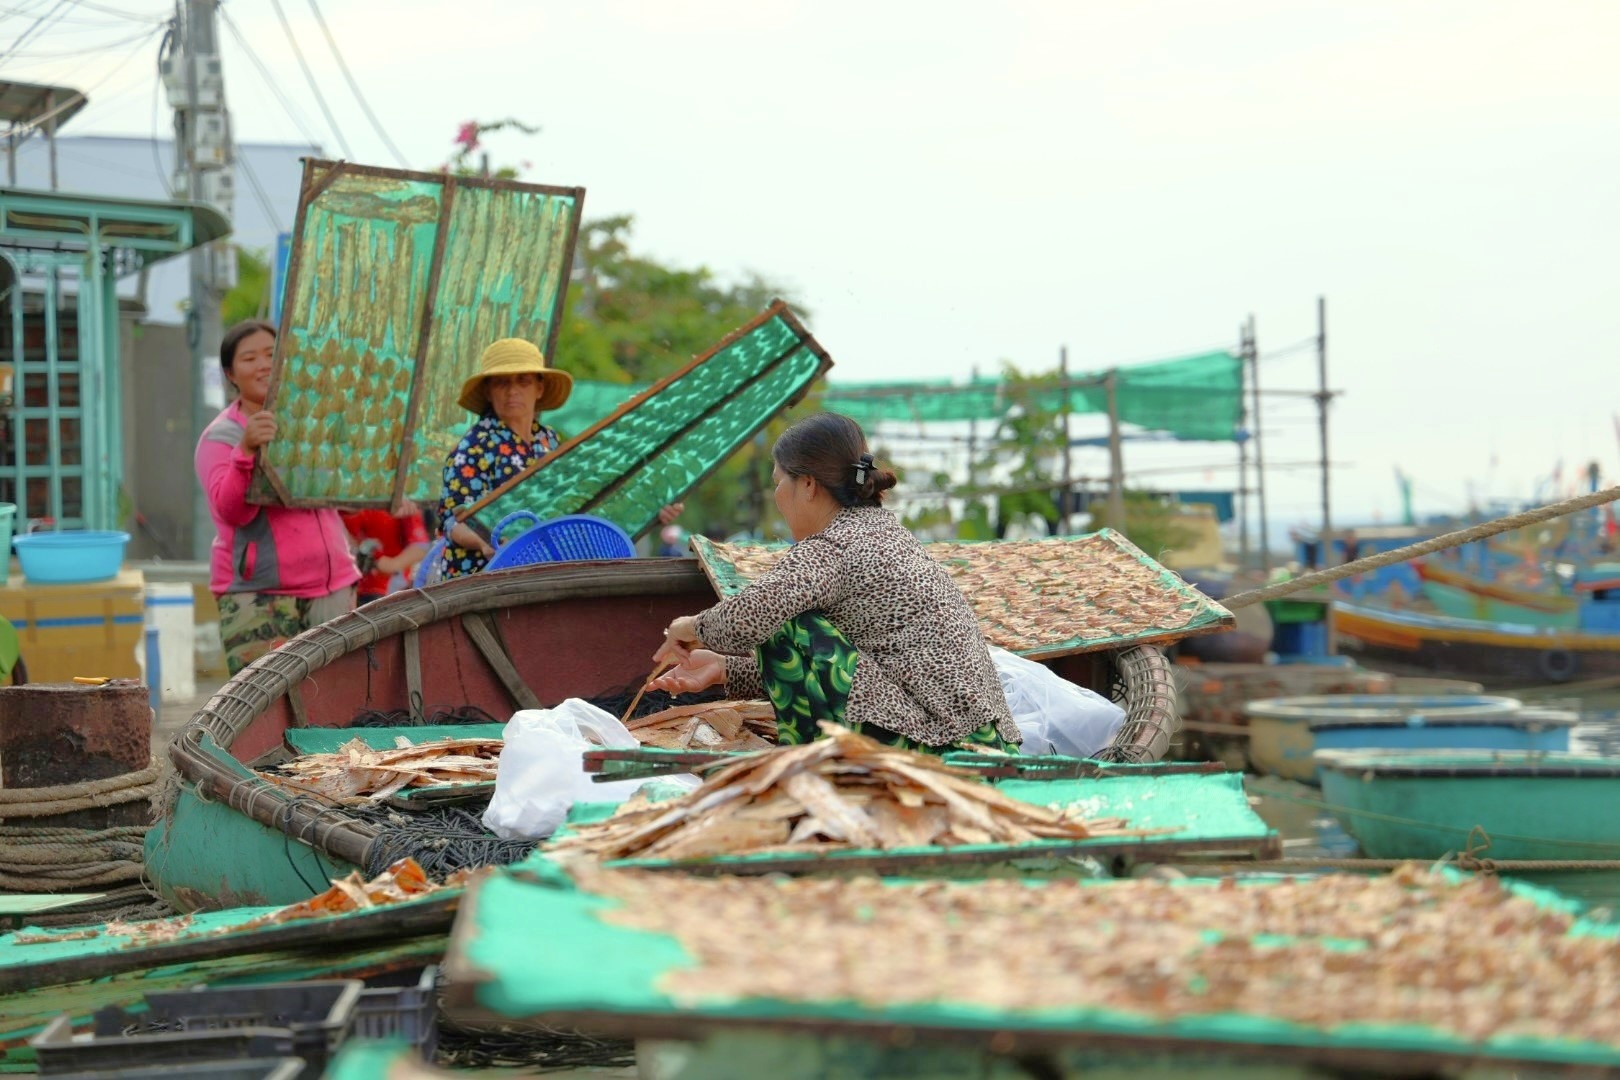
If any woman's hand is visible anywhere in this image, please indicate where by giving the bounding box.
[658,502,685,525]
[650,649,726,694]
[237,411,277,452]
[652,615,701,667]
[449,522,495,559]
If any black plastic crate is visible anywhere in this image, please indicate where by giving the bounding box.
[355,965,438,1059]
[43,1057,305,1080]
[35,979,361,1080]
[34,1016,300,1077]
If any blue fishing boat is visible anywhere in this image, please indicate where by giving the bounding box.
[1245,694,1535,784]
[1315,748,1620,861]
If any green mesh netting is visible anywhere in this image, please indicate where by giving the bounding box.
[463,302,831,540]
[253,160,583,508]
[823,350,1243,443]
[542,350,1244,451]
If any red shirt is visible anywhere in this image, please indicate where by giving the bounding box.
[342,509,430,597]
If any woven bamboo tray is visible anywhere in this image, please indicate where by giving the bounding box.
[691,530,1233,660]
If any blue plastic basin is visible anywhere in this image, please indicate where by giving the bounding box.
[12,530,129,583]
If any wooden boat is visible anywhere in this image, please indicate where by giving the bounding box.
[1413,560,1581,629]
[1315,748,1620,860]
[1244,694,1535,785]
[148,558,1190,912]
[1334,599,1620,685]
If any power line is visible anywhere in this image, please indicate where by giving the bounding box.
[2,25,157,58]
[267,0,352,158]
[0,0,70,65]
[304,0,404,166]
[5,25,160,137]
[217,3,324,152]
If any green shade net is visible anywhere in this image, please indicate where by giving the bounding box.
[254,161,582,508]
[463,303,831,540]
[544,350,1244,449]
[824,350,1243,443]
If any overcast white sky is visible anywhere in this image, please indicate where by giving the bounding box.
[8,0,1618,544]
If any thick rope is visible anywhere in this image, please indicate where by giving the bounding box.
[1222,485,1620,610]
[0,761,163,900]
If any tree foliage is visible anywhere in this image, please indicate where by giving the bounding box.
[221,247,270,328]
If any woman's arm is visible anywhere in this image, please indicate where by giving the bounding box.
[693,538,848,654]
[439,432,495,556]
[196,434,261,529]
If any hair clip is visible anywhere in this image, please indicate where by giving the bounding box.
[852,452,875,485]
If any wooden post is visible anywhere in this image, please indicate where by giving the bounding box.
[1246,315,1270,572]
[1059,346,1072,534]
[1105,370,1126,534]
[1236,322,1250,569]
[1317,296,1333,567]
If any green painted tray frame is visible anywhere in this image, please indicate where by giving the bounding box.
[251,159,585,510]
[457,300,832,540]
[555,771,1280,874]
[691,529,1234,659]
[581,746,1231,784]
[441,866,1620,1075]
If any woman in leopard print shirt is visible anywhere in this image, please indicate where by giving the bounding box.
[652,413,1019,751]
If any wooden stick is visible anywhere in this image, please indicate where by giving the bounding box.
[621,661,674,725]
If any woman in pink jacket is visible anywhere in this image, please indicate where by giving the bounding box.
[194,320,360,675]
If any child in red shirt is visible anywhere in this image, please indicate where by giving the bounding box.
[342,502,432,605]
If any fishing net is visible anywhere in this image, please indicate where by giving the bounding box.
[347,685,724,880]
[434,1017,635,1072]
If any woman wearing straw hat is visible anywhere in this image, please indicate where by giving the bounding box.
[436,339,573,579]
[437,339,681,579]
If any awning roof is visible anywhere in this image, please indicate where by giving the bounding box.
[0,187,230,270]
[0,80,87,134]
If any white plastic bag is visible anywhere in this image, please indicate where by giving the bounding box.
[482,698,696,840]
[989,646,1126,758]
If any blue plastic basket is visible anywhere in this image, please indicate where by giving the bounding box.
[12,530,129,584]
[484,514,635,571]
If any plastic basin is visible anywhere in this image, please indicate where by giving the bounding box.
[13,530,129,584]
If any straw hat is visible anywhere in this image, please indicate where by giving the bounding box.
[457,339,573,414]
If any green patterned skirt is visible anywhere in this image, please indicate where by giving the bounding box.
[757,612,1015,754]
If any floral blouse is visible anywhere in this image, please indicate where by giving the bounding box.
[438,411,561,579]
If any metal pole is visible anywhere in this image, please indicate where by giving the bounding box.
[1246,314,1271,573]
[1105,370,1126,533]
[44,90,57,191]
[1316,295,1332,567]
[1236,321,1249,569]
[1059,345,1071,535]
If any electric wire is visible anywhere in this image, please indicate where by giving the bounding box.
[267,0,352,158]
[0,0,68,65]
[218,3,324,152]
[304,0,405,166]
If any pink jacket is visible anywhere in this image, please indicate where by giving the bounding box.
[194,401,361,598]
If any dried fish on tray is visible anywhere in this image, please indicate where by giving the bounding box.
[260,735,503,804]
[578,866,1620,1048]
[693,532,1233,657]
[628,700,776,752]
[547,723,1165,863]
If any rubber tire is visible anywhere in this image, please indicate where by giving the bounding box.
[1537,648,1578,683]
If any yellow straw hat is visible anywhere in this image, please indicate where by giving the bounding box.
[457,339,574,414]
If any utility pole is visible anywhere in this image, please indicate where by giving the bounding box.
[164,0,236,558]
[1246,315,1270,572]
[1236,322,1249,569]
[1316,296,1333,567]
[1105,369,1126,534]
[1058,345,1071,534]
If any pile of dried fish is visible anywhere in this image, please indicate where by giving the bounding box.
[584,866,1620,1045]
[704,535,1219,652]
[547,724,1157,862]
[262,736,502,804]
[10,858,458,948]
[629,700,776,751]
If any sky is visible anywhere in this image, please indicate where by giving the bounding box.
[6,0,1618,548]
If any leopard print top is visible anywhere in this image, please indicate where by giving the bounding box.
[694,505,1020,747]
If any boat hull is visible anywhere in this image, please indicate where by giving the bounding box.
[1317,750,1620,860]
[1334,600,1620,685]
